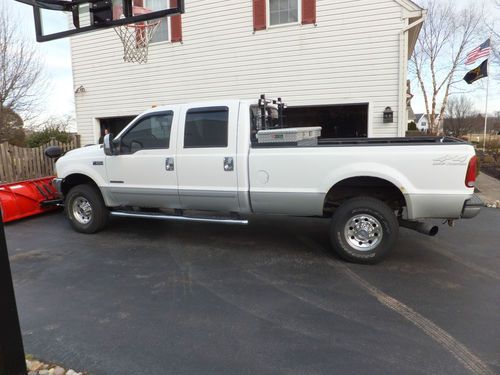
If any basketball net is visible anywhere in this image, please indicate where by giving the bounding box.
[114,19,161,64]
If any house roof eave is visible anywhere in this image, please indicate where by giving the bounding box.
[393,0,424,12]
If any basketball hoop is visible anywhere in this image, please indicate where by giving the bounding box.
[113,5,161,64]
[114,21,160,64]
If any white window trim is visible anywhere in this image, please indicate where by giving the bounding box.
[148,16,171,45]
[145,0,172,45]
[266,0,302,29]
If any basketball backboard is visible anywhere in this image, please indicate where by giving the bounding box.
[14,0,184,42]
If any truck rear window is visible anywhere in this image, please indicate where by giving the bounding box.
[184,107,229,148]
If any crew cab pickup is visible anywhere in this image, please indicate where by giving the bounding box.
[51,98,482,264]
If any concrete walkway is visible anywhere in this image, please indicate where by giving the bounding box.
[476,172,500,205]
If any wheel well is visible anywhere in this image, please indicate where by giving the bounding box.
[61,174,99,196]
[323,176,406,217]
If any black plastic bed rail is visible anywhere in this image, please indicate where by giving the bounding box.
[317,136,467,146]
[251,136,468,148]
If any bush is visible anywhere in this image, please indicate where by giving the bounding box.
[407,121,418,131]
[482,155,495,165]
[26,129,72,148]
[0,107,26,146]
[485,139,500,156]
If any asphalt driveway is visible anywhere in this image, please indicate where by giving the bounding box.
[6,209,500,375]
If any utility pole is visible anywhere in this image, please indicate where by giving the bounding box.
[0,208,26,375]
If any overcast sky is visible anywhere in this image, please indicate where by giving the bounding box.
[3,0,74,120]
[3,0,500,121]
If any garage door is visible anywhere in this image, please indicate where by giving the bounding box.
[285,103,369,138]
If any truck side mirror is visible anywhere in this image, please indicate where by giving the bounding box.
[44,146,64,159]
[103,133,115,156]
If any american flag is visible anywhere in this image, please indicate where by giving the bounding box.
[465,39,491,65]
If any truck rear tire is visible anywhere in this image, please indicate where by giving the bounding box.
[66,184,109,234]
[329,197,398,264]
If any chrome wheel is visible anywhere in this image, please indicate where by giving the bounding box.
[72,197,93,225]
[344,214,383,252]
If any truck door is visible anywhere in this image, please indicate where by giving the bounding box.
[105,110,181,209]
[176,104,240,212]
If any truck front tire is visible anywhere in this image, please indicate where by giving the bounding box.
[66,184,109,234]
[329,197,398,264]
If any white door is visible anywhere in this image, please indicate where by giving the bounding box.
[176,104,240,212]
[105,110,181,209]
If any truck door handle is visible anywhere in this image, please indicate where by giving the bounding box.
[165,157,175,171]
[223,157,234,172]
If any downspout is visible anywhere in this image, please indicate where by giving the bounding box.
[398,13,426,137]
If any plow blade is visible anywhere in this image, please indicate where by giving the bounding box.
[0,177,62,223]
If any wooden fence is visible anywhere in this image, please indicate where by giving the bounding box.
[0,136,80,183]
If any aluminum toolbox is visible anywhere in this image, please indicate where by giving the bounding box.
[256,127,322,144]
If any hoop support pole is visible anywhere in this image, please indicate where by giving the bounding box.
[0,208,26,375]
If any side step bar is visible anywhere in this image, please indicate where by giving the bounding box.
[40,199,64,208]
[110,210,249,225]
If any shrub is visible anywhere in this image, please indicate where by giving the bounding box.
[482,155,495,165]
[485,139,499,156]
[408,122,418,131]
[26,129,72,148]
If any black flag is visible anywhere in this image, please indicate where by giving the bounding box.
[463,59,488,84]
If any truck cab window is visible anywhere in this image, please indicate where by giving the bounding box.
[184,107,228,148]
[120,112,173,154]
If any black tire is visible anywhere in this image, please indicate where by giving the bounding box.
[65,184,109,234]
[329,197,398,264]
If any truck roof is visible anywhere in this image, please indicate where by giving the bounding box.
[141,99,255,116]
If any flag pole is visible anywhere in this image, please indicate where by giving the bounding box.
[482,59,490,151]
[482,36,492,151]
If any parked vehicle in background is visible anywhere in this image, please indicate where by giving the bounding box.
[49,97,482,264]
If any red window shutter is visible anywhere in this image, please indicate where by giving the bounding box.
[170,0,183,43]
[253,0,266,31]
[302,0,316,25]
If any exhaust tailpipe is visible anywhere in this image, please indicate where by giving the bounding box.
[399,220,439,237]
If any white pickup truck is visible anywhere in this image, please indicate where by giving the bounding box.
[50,98,482,264]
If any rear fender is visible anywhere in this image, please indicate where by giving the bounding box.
[321,162,414,196]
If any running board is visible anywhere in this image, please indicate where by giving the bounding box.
[40,199,64,208]
[110,211,248,225]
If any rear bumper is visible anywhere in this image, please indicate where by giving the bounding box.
[461,194,483,219]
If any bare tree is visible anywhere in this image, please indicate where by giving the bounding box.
[25,114,75,148]
[493,111,500,133]
[28,114,75,132]
[492,1,500,64]
[444,95,478,136]
[0,3,46,132]
[410,0,485,134]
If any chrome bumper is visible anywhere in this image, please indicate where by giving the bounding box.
[52,178,64,195]
[461,194,483,219]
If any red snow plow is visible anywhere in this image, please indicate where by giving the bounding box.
[0,177,62,223]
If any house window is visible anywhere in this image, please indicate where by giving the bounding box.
[269,0,299,26]
[145,0,169,43]
[421,122,427,127]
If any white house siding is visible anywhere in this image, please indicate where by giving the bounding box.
[71,0,418,145]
